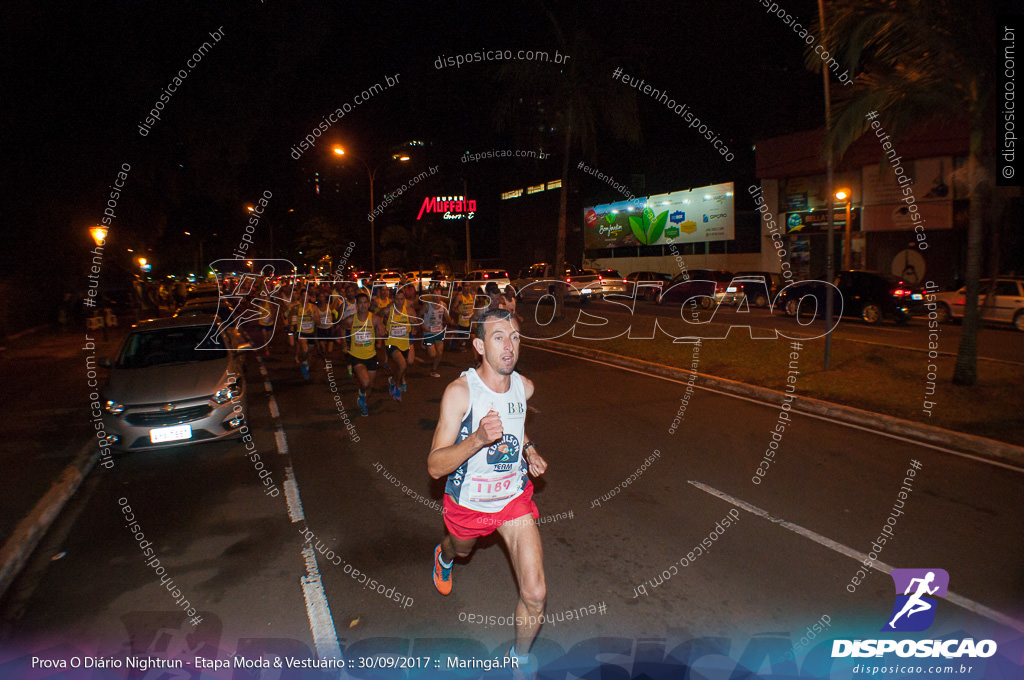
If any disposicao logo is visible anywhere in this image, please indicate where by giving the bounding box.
[832,568,997,659]
[883,568,948,632]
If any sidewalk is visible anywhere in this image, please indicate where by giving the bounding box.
[0,321,128,596]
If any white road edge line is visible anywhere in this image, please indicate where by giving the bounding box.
[258,358,342,663]
[527,344,1024,474]
[283,466,305,523]
[300,545,343,661]
[689,480,1024,634]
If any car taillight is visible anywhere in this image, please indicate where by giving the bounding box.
[623,279,628,284]
[598,275,604,281]
[893,288,911,297]
[565,277,572,283]
[483,273,489,278]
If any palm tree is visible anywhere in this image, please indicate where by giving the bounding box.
[811,0,1002,386]
[296,216,348,269]
[494,13,641,318]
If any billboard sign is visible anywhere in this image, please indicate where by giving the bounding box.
[584,182,734,249]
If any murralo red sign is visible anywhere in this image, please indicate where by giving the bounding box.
[417,195,477,220]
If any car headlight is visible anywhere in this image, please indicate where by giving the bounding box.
[104,399,125,415]
[213,384,243,404]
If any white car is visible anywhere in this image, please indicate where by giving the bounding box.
[465,269,512,291]
[376,270,405,289]
[934,277,1024,331]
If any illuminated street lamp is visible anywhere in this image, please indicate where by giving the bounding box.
[332,145,409,274]
[90,225,108,246]
[246,204,274,258]
[835,188,853,270]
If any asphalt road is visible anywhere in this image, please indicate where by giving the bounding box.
[2,332,1022,677]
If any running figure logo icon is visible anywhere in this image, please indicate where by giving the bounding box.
[883,568,949,632]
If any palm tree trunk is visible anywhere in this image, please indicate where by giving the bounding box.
[553,113,573,320]
[952,121,986,386]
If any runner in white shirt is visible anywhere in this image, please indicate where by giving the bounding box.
[427,308,548,676]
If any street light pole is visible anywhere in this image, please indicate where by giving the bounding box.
[368,169,376,275]
[334,146,408,276]
[463,177,471,274]
[819,0,834,371]
[844,197,852,270]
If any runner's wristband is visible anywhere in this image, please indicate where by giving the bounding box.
[523,442,535,452]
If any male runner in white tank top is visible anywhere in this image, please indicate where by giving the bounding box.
[427,308,547,677]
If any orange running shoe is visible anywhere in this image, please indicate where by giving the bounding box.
[432,544,452,595]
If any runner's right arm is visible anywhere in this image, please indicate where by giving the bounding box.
[427,378,503,479]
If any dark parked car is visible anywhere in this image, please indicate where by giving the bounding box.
[624,271,673,300]
[780,270,925,324]
[656,269,735,309]
[721,271,786,308]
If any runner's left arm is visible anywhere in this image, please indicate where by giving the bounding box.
[520,376,547,476]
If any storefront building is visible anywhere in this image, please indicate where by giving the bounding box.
[753,121,970,288]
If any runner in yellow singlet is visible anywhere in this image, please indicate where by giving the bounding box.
[450,280,478,352]
[384,283,420,401]
[342,292,386,416]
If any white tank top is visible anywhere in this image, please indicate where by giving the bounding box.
[445,368,528,512]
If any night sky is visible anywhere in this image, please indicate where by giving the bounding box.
[3,0,825,298]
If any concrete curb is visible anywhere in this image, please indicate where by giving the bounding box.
[0,442,99,600]
[524,338,1024,469]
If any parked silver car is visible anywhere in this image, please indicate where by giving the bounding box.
[100,315,250,451]
[934,277,1024,331]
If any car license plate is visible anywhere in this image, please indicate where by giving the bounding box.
[150,424,192,443]
[911,293,923,300]
[582,288,592,294]
[726,287,738,293]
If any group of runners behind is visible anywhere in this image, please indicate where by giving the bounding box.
[238,275,521,416]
